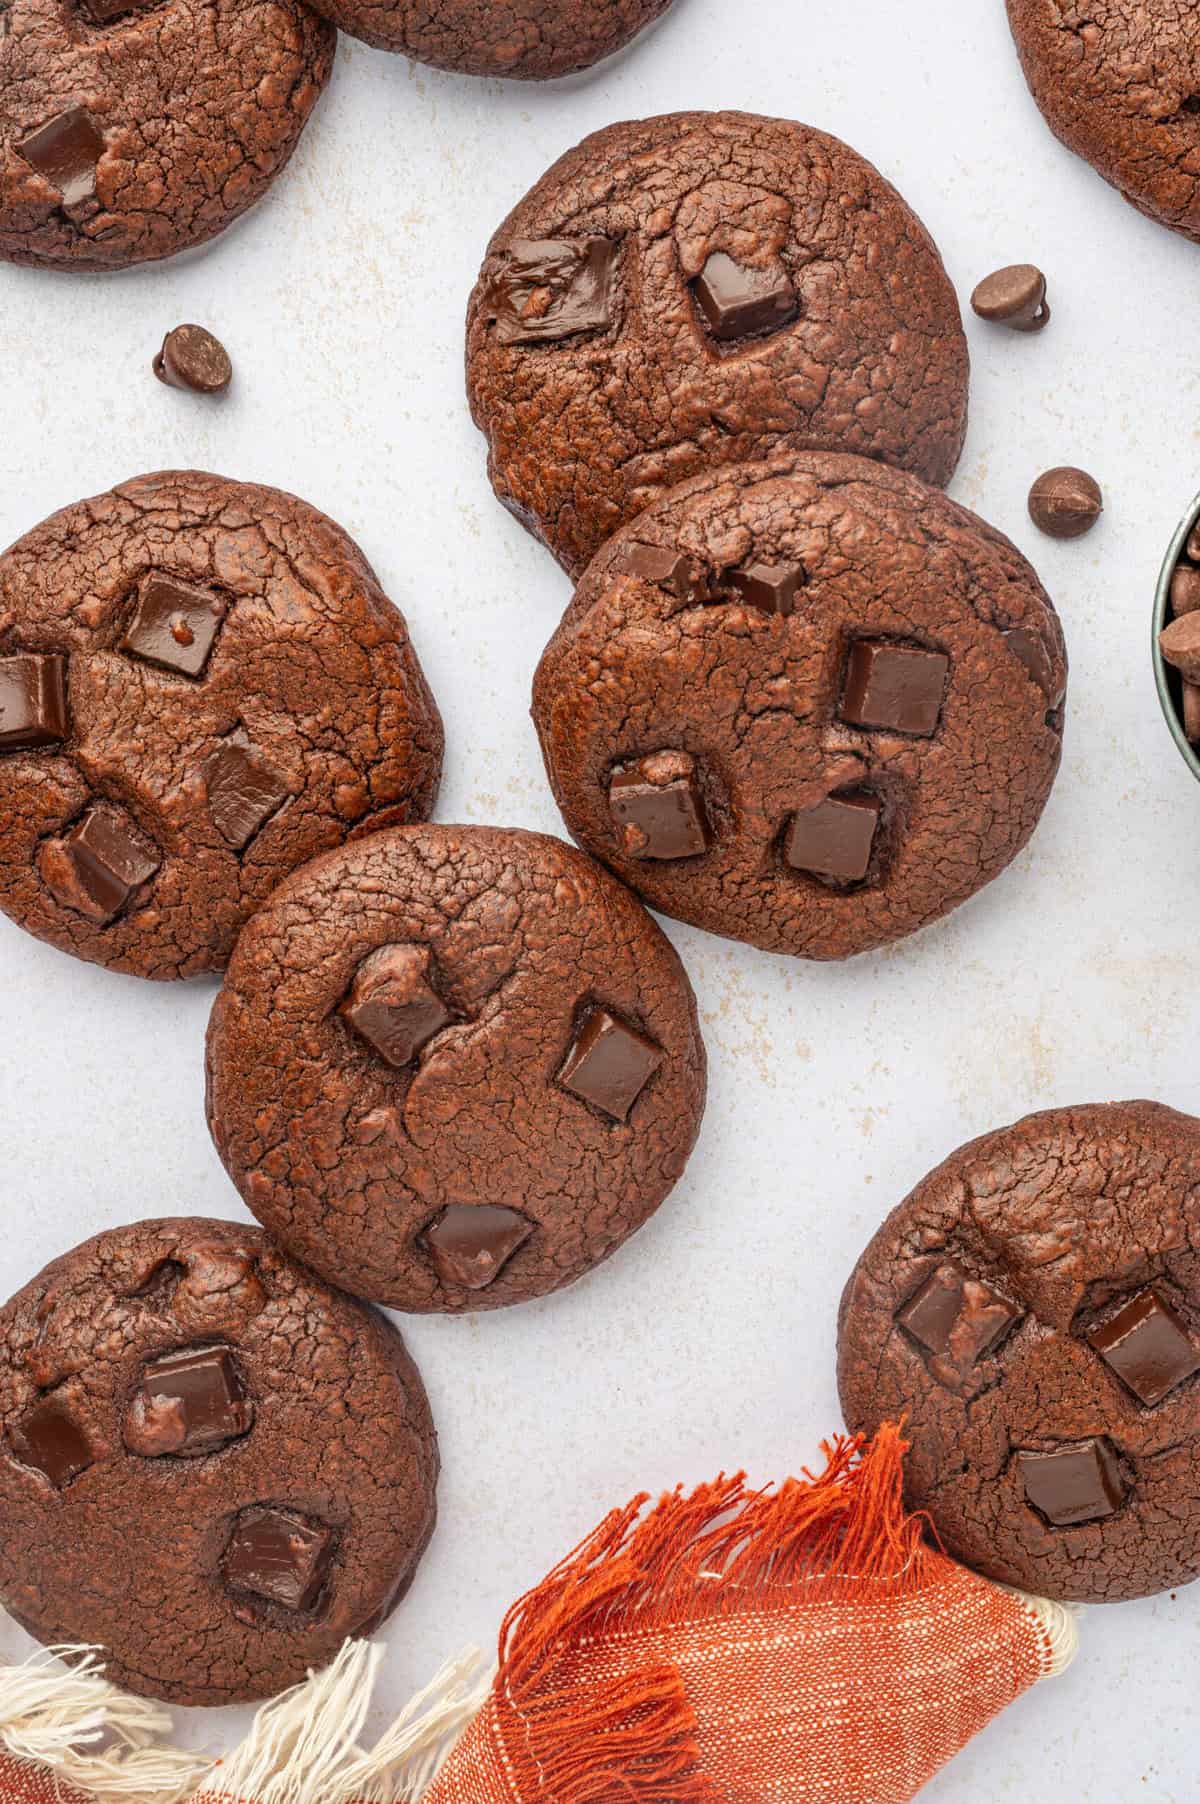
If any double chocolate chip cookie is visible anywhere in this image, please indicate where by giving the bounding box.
[533,453,1066,961]
[0,1218,438,1703]
[305,0,672,77]
[466,111,969,577]
[0,0,333,270]
[1008,1,1200,245]
[838,1103,1200,1603]
[206,824,707,1312]
[0,470,442,980]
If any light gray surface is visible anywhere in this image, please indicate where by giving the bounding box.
[1,0,1198,1795]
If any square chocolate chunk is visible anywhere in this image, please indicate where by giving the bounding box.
[729,561,805,618]
[618,544,708,604]
[1087,1288,1200,1408]
[10,1393,95,1488]
[0,653,68,751]
[558,1005,663,1123]
[840,641,949,736]
[125,1347,253,1458]
[16,107,105,217]
[897,1261,1022,1368]
[340,944,452,1069]
[38,804,160,924]
[488,238,617,345]
[1018,1439,1127,1528]
[121,574,228,679]
[693,253,798,342]
[610,751,710,861]
[422,1204,534,1291]
[204,740,289,850]
[223,1506,333,1612]
[784,792,880,884]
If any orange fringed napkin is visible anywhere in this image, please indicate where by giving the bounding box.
[0,1428,1075,1804]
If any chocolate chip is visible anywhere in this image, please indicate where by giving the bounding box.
[204,740,289,850]
[121,574,228,679]
[1171,564,1200,617]
[1003,626,1062,704]
[10,1393,95,1488]
[897,1262,1022,1367]
[784,791,880,884]
[617,544,709,604]
[124,1347,254,1458]
[38,804,160,924]
[223,1506,334,1611]
[421,1205,534,1291]
[1159,612,1200,683]
[153,325,233,396]
[0,654,68,751]
[839,640,948,736]
[609,751,710,860]
[339,944,452,1069]
[16,107,105,220]
[1182,680,1200,743]
[487,238,617,345]
[728,560,805,617]
[1018,1439,1127,1528]
[558,1005,663,1123]
[1188,525,1200,563]
[1028,467,1103,540]
[970,264,1050,332]
[692,252,798,342]
[1087,1288,1200,1407]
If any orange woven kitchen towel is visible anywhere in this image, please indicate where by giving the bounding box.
[0,1427,1076,1804]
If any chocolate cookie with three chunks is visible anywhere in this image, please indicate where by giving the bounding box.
[0,471,442,979]
[205,825,706,1312]
[838,1102,1200,1603]
[1007,0,1200,245]
[0,0,332,270]
[533,453,1066,960]
[303,0,673,77]
[466,111,969,577]
[0,1218,438,1703]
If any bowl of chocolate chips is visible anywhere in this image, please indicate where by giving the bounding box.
[1155,494,1200,779]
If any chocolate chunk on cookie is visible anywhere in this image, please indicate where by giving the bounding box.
[1007,1,1200,245]
[838,1102,1200,1603]
[0,471,442,980]
[302,0,672,76]
[532,453,1066,961]
[205,825,706,1312]
[466,112,969,576]
[0,1219,438,1703]
[0,0,332,269]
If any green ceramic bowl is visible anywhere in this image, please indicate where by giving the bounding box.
[1153,490,1200,783]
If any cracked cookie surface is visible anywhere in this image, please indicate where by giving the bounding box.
[1007,0,1200,244]
[0,1217,438,1703]
[0,470,443,980]
[305,0,671,76]
[533,453,1065,961]
[465,111,969,578]
[837,1102,1200,1603]
[0,0,333,270]
[205,824,707,1312]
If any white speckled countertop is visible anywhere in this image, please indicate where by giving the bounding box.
[1,0,1198,1795]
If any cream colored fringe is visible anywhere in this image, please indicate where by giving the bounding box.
[1011,1590,1080,1679]
[0,1640,494,1804]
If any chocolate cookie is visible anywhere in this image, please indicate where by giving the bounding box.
[0,0,332,271]
[0,471,442,980]
[305,0,672,77]
[205,824,706,1312]
[1007,1,1200,245]
[466,111,969,577]
[0,1218,438,1703]
[532,453,1066,961]
[837,1102,1200,1604]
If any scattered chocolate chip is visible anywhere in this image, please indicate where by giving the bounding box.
[1159,611,1200,683]
[340,944,452,1069]
[1003,626,1061,703]
[617,544,709,604]
[970,264,1049,332]
[1170,564,1200,617]
[784,791,880,884]
[16,107,105,221]
[558,1004,663,1123]
[839,640,948,736]
[153,324,233,396]
[692,252,798,342]
[10,1393,95,1488]
[728,560,805,617]
[125,1346,254,1458]
[422,1204,534,1291]
[0,653,69,751]
[1018,1438,1127,1528]
[121,574,228,679]
[204,739,289,849]
[1027,467,1103,540]
[897,1262,1022,1368]
[487,238,617,346]
[609,751,710,861]
[1087,1288,1200,1408]
[38,804,160,924]
[223,1506,334,1611]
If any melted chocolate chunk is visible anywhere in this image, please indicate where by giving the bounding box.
[692,252,798,342]
[124,1347,253,1458]
[1087,1288,1200,1408]
[204,740,289,850]
[10,1393,95,1488]
[1004,626,1061,704]
[121,575,228,679]
[339,944,452,1068]
[729,560,805,617]
[897,1262,1022,1369]
[784,792,879,884]
[1018,1439,1127,1528]
[38,804,160,923]
[422,1204,534,1291]
[16,107,105,220]
[558,1005,663,1123]
[840,641,948,736]
[609,751,709,861]
[488,238,617,345]
[223,1506,334,1611]
[618,544,709,604]
[0,654,68,751]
